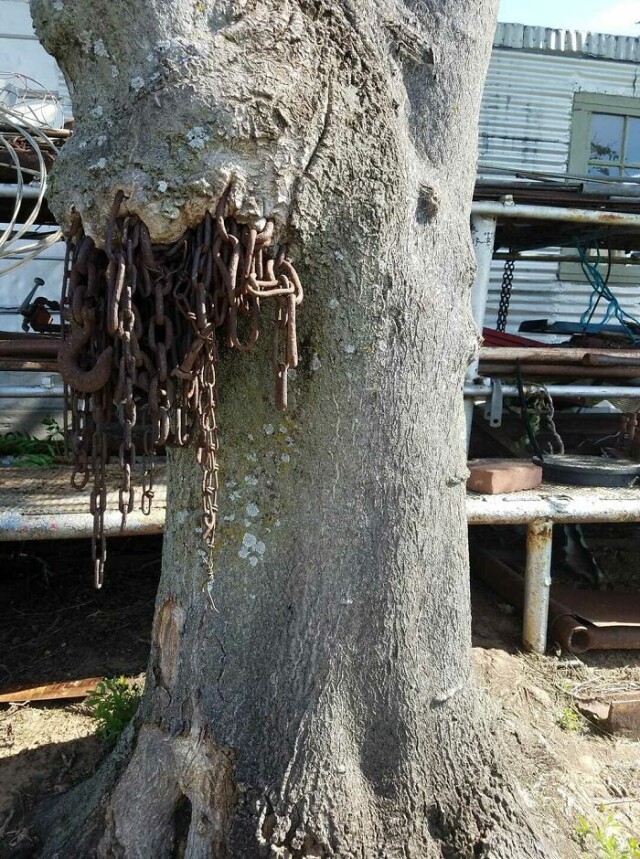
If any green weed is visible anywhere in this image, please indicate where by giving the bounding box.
[0,416,64,467]
[574,813,640,859]
[558,706,585,733]
[85,677,141,743]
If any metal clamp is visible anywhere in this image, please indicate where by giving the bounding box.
[484,378,503,427]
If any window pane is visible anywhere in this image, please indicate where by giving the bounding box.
[623,166,640,178]
[588,163,621,176]
[626,117,640,164]
[590,113,623,161]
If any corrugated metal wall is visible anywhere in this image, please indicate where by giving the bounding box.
[479,34,640,336]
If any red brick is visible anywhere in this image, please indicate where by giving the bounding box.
[467,459,542,495]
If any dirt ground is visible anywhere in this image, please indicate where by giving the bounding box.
[1,530,639,857]
[0,536,160,857]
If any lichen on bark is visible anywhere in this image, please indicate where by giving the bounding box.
[31,1,552,856]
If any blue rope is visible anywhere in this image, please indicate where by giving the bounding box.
[576,239,640,343]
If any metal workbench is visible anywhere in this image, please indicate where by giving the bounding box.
[2,463,638,656]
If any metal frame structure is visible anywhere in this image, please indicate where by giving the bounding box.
[466,191,640,655]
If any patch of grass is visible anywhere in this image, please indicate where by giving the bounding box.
[0,416,64,467]
[558,706,585,733]
[574,813,640,859]
[85,677,141,743]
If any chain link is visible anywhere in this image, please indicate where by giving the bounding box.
[496,257,515,333]
[59,187,302,585]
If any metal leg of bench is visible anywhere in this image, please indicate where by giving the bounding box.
[523,520,553,654]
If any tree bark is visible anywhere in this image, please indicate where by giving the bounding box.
[31,1,550,855]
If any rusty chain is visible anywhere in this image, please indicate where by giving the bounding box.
[59,188,302,586]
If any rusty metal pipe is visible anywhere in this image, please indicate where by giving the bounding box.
[478,363,640,378]
[471,201,640,227]
[480,347,640,364]
[523,520,553,653]
[0,339,59,357]
[471,550,640,654]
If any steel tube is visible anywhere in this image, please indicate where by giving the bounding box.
[467,489,640,525]
[471,201,640,227]
[478,363,640,379]
[0,339,59,357]
[466,215,497,447]
[480,347,640,363]
[0,384,63,398]
[464,383,640,399]
[493,252,640,264]
[0,183,42,199]
[523,520,553,653]
[0,509,165,540]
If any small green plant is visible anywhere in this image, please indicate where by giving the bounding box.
[0,416,64,467]
[574,813,640,859]
[558,706,585,733]
[85,677,141,742]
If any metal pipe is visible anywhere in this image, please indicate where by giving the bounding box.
[0,358,59,372]
[523,520,553,653]
[0,384,63,398]
[0,509,165,540]
[471,200,640,227]
[0,183,42,199]
[493,252,640,264]
[467,489,640,525]
[473,551,595,654]
[0,339,59,357]
[480,347,640,363]
[466,215,497,447]
[478,363,640,379]
[464,382,640,399]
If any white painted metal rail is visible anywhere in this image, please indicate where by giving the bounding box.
[0,463,166,540]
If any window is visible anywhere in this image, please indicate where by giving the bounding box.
[570,92,640,178]
[560,92,640,285]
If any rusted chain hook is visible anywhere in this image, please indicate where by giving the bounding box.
[58,307,113,393]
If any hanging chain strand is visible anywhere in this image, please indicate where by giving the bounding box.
[496,256,515,333]
[59,190,302,586]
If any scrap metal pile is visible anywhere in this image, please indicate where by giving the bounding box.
[59,189,302,586]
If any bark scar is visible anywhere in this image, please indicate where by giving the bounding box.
[153,598,186,689]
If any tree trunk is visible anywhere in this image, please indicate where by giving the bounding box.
[31,1,550,855]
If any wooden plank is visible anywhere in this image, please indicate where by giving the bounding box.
[0,677,102,703]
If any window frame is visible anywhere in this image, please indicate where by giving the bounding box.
[560,92,640,286]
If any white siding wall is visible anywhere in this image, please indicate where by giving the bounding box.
[479,32,640,336]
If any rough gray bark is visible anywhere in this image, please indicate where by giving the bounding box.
[31,1,550,856]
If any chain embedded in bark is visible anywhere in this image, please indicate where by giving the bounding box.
[58,188,303,586]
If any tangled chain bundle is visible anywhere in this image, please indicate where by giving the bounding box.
[58,189,302,586]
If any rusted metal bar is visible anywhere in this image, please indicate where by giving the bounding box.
[522,520,553,653]
[0,358,59,372]
[0,338,59,357]
[480,347,640,363]
[471,200,640,227]
[471,550,640,654]
[478,363,640,378]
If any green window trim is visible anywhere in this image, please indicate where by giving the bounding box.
[560,92,640,286]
